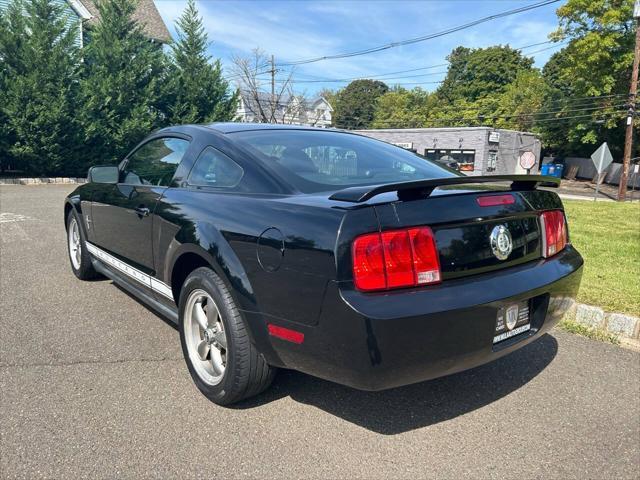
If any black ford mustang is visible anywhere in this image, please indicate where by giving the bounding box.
[64,123,583,405]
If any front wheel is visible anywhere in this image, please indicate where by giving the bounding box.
[66,210,99,280]
[178,267,276,405]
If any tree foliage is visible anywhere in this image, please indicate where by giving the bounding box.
[0,0,81,174]
[372,87,434,128]
[436,46,534,102]
[0,0,238,175]
[333,79,389,129]
[540,0,636,157]
[167,0,237,124]
[79,0,168,168]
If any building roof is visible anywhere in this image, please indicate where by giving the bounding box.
[354,126,537,135]
[79,0,172,43]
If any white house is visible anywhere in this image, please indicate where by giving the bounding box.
[0,0,172,47]
[236,91,333,128]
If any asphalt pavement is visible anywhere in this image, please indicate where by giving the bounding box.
[1,184,639,479]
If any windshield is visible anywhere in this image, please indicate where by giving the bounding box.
[228,129,458,193]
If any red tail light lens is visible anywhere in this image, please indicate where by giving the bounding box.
[541,210,567,258]
[352,227,441,291]
[408,227,441,285]
[352,232,386,291]
[381,230,414,288]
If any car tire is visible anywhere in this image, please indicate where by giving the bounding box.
[178,267,276,405]
[66,209,100,280]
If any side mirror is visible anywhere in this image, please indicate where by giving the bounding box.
[88,166,119,184]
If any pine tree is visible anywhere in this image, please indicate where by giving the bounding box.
[0,0,82,175]
[80,0,167,165]
[167,0,237,124]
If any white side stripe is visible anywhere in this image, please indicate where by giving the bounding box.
[86,242,174,301]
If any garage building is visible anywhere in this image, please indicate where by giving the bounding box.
[354,127,541,176]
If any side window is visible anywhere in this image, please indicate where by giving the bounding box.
[188,146,244,188]
[123,137,189,186]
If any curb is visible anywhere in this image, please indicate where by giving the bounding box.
[564,300,639,341]
[0,177,87,185]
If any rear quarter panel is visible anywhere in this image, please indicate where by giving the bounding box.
[154,189,345,327]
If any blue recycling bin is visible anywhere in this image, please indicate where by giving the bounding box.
[552,163,564,178]
[540,164,551,176]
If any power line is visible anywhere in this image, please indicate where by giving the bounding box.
[267,40,567,87]
[276,0,561,66]
[333,104,625,129]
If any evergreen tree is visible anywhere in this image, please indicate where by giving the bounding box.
[80,0,167,165]
[0,0,81,175]
[167,0,237,124]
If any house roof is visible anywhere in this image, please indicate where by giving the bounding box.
[79,0,172,43]
[238,91,332,116]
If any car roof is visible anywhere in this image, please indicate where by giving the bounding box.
[204,122,343,134]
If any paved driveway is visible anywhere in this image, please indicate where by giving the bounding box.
[1,184,638,479]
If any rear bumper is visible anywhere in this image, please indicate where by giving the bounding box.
[267,245,583,391]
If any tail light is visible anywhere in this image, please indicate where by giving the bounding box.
[352,227,441,291]
[541,210,568,258]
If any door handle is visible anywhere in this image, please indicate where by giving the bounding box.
[134,206,150,217]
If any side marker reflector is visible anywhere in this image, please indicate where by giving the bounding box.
[268,324,304,344]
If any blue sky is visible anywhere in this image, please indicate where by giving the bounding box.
[155,0,565,95]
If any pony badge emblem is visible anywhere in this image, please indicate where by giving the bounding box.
[490,225,513,261]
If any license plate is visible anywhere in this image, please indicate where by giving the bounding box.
[493,301,530,344]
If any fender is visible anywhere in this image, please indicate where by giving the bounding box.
[164,222,284,367]
[64,193,87,237]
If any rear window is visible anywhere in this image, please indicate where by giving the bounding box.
[228,129,457,193]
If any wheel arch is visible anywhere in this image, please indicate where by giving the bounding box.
[166,236,281,366]
[165,226,257,314]
[64,196,85,235]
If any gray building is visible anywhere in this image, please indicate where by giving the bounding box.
[354,127,542,176]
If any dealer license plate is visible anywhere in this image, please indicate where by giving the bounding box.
[493,301,531,344]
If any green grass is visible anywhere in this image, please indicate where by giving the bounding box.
[563,200,640,316]
[557,317,620,345]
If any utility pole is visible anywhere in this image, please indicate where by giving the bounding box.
[618,1,640,201]
[270,54,276,116]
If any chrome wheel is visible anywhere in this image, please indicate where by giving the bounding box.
[68,217,81,270]
[184,289,228,386]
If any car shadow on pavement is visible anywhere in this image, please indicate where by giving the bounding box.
[235,334,558,435]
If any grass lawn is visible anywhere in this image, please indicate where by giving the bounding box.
[563,200,640,316]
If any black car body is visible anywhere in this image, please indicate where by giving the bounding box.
[64,123,583,403]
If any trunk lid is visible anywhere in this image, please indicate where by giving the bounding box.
[371,186,563,280]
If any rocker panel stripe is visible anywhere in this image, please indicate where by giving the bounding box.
[86,242,174,301]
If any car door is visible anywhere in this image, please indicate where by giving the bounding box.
[90,136,190,272]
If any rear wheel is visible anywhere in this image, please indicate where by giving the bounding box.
[178,267,276,405]
[66,210,99,280]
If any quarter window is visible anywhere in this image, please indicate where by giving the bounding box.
[123,137,189,186]
[188,146,244,188]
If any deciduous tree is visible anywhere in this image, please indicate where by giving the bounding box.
[372,87,434,128]
[333,79,389,129]
[540,0,636,157]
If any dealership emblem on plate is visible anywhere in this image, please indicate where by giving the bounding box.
[490,225,513,260]
[505,304,519,331]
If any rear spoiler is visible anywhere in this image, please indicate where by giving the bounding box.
[329,175,560,203]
